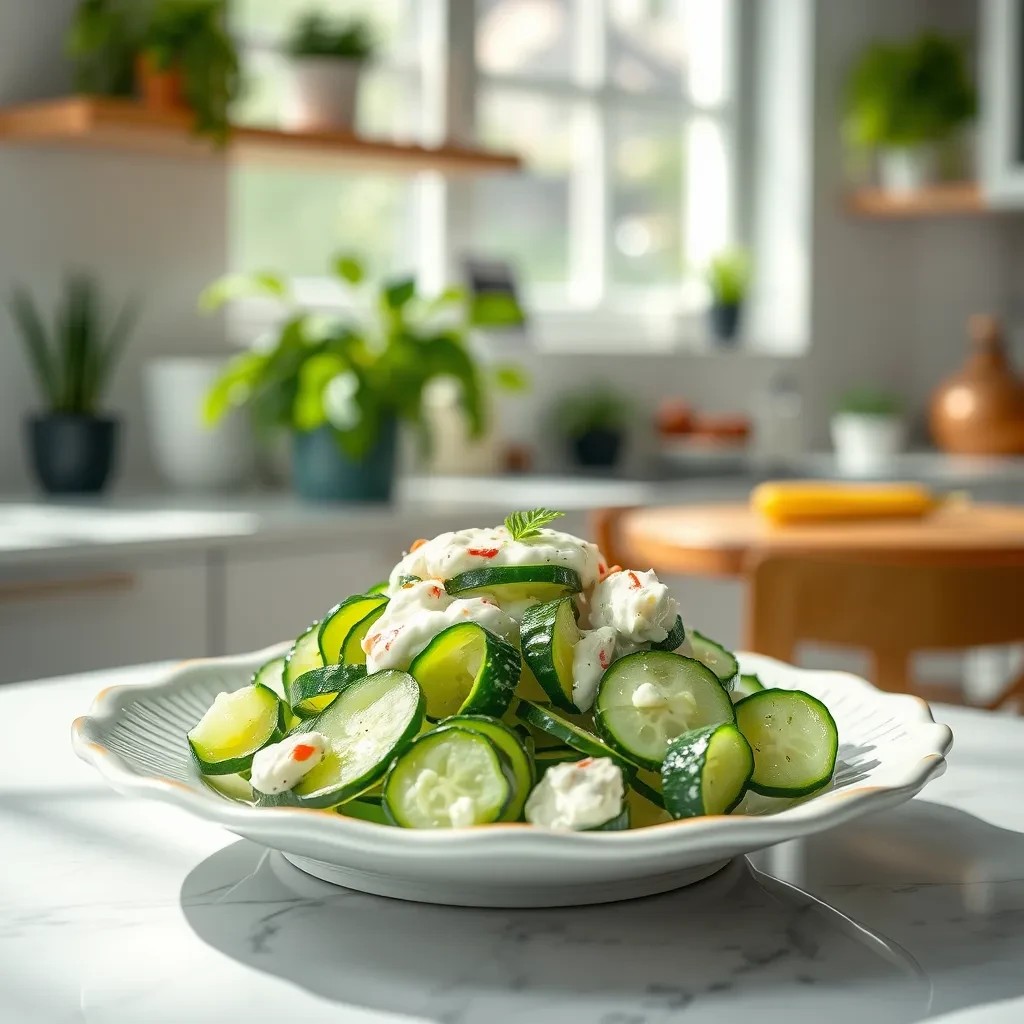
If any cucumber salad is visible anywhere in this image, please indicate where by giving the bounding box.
[187,508,838,832]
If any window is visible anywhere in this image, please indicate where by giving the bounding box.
[230,0,739,346]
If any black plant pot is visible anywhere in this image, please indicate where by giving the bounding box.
[27,414,119,495]
[709,301,742,345]
[571,428,623,469]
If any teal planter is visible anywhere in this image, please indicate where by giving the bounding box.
[292,420,397,502]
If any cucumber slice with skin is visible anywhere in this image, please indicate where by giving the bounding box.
[731,673,765,703]
[341,603,388,666]
[439,714,534,820]
[651,616,686,653]
[688,630,740,690]
[283,622,326,716]
[661,723,754,818]
[410,623,521,721]
[515,700,636,775]
[534,747,584,777]
[630,767,666,809]
[337,797,391,825]
[520,597,583,714]
[286,663,367,717]
[252,656,286,699]
[595,652,735,770]
[444,564,582,605]
[383,727,513,828]
[318,594,388,664]
[261,670,424,809]
[188,683,286,775]
[366,581,389,595]
[735,689,839,797]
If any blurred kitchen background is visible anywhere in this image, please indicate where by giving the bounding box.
[3,0,1024,693]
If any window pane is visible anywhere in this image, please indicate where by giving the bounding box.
[476,0,575,80]
[684,0,731,105]
[608,0,688,95]
[471,89,573,287]
[610,109,684,286]
[684,116,730,268]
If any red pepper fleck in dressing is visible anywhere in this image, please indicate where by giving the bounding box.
[292,743,316,762]
[466,547,500,558]
[627,571,641,590]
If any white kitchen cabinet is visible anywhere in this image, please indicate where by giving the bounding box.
[981,0,1024,203]
[0,556,209,685]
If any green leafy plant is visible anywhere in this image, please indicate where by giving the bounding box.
[286,12,377,60]
[844,33,976,148]
[706,249,750,307]
[836,387,903,417]
[8,275,140,416]
[200,255,525,460]
[504,508,564,540]
[65,0,142,96]
[555,386,631,440]
[141,0,241,142]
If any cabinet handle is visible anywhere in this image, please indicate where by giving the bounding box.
[0,572,135,603]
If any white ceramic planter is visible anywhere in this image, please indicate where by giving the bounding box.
[145,357,255,492]
[830,413,905,475]
[877,146,936,195]
[283,57,363,131]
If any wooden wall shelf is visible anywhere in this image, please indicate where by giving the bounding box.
[0,97,521,176]
[844,182,987,218]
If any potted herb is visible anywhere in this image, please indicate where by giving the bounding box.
[283,12,376,131]
[557,386,630,470]
[136,0,241,142]
[831,387,905,474]
[200,255,519,502]
[65,0,141,98]
[844,33,976,194]
[8,276,138,494]
[706,249,750,346]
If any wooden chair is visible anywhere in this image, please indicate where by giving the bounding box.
[745,553,1024,708]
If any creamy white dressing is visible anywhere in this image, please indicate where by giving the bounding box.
[571,626,617,713]
[388,526,607,594]
[589,568,679,644]
[525,757,624,831]
[364,579,516,672]
[249,732,328,795]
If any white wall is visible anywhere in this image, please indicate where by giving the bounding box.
[0,2,228,492]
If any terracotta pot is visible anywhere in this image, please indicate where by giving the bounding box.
[135,52,188,112]
[929,315,1024,455]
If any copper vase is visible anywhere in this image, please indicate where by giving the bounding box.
[929,315,1024,454]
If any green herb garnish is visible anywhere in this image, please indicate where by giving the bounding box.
[504,508,565,541]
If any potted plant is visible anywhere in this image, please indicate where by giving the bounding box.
[831,387,906,475]
[283,12,376,131]
[557,386,631,470]
[706,249,750,346]
[8,275,138,495]
[136,0,240,142]
[844,33,976,194]
[65,0,140,98]
[200,255,520,502]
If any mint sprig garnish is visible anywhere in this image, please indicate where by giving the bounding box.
[504,508,564,541]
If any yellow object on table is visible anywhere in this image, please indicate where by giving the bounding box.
[751,481,939,525]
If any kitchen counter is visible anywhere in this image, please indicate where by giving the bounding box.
[4,663,1023,1023]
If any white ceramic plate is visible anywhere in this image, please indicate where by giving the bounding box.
[73,646,952,908]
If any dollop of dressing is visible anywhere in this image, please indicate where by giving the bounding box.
[525,757,624,831]
[250,732,328,795]
[589,569,679,643]
[571,626,618,713]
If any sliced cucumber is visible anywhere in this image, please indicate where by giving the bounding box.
[630,767,666,809]
[264,670,424,809]
[651,615,686,652]
[340,603,388,666]
[731,673,765,703]
[285,663,367,718]
[252,655,286,699]
[661,723,754,818]
[439,714,534,820]
[409,623,520,721]
[594,651,734,770]
[366,580,389,595]
[627,786,672,827]
[383,727,512,828]
[735,689,839,797]
[445,565,582,605]
[534,747,584,777]
[188,683,285,775]
[688,630,739,690]
[283,621,326,716]
[202,772,254,803]
[589,805,630,831]
[318,594,388,664]
[337,797,391,825]
[519,597,583,713]
[515,699,635,773]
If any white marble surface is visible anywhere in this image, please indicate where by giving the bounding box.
[2,663,1023,1022]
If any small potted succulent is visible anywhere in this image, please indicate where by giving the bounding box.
[831,387,906,474]
[283,12,376,131]
[844,33,976,194]
[136,0,241,142]
[706,249,750,346]
[8,275,139,494]
[557,386,631,470]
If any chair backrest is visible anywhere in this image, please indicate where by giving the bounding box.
[746,553,1024,692]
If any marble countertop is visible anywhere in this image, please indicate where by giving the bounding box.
[3,663,1023,1023]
